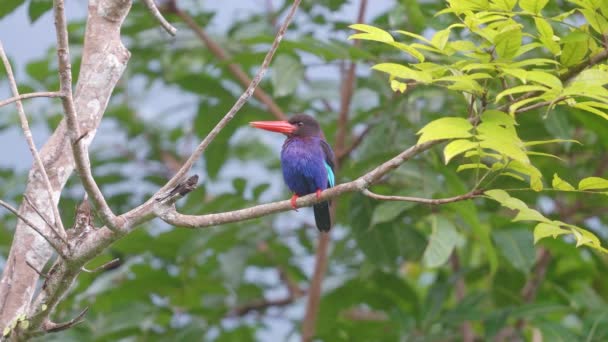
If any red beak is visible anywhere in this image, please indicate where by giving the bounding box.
[249,120,296,134]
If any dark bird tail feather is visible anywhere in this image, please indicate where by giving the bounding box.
[313,201,331,232]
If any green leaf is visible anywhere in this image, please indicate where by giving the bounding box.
[580,8,608,34]
[552,173,575,190]
[523,138,581,146]
[387,42,426,62]
[533,222,569,243]
[371,201,414,226]
[526,71,562,89]
[372,63,432,82]
[0,0,25,19]
[495,25,522,59]
[534,17,560,55]
[390,79,408,93]
[561,38,588,66]
[270,54,303,97]
[485,189,550,222]
[431,29,451,50]
[493,229,535,273]
[481,110,517,127]
[573,103,608,120]
[444,139,478,164]
[417,117,473,144]
[519,0,549,13]
[422,216,460,268]
[27,0,52,23]
[348,24,394,43]
[578,176,608,190]
[491,0,517,10]
[457,163,490,172]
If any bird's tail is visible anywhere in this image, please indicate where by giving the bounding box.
[313,201,331,232]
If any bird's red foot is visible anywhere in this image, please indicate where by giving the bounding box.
[316,189,322,200]
[290,194,299,211]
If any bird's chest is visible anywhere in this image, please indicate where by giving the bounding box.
[280,139,327,195]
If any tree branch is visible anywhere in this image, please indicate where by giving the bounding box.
[170,4,287,121]
[336,124,371,163]
[362,188,484,204]
[53,0,121,232]
[0,41,67,239]
[0,200,67,259]
[142,0,176,35]
[0,0,132,333]
[0,91,63,109]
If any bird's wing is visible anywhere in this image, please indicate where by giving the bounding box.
[320,140,336,187]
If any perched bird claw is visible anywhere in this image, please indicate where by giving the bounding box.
[290,194,299,211]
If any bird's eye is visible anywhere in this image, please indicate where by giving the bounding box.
[297,122,304,127]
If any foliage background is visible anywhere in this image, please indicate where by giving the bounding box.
[1,0,608,340]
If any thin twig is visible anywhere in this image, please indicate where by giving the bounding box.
[25,260,48,278]
[52,0,119,231]
[0,200,66,258]
[0,41,67,239]
[336,125,371,162]
[81,258,120,273]
[42,307,89,333]
[142,0,177,35]
[0,91,63,108]
[23,196,56,237]
[23,195,69,246]
[514,96,567,114]
[172,7,287,120]
[361,188,484,204]
[154,0,301,196]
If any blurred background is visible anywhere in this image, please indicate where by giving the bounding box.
[1,0,608,341]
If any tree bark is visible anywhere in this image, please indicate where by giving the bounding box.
[0,0,131,329]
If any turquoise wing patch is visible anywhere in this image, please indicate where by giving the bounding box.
[325,161,335,187]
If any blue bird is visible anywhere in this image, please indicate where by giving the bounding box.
[250,114,335,231]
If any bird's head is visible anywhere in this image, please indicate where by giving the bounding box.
[249,114,322,137]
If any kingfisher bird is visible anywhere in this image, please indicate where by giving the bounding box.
[250,114,335,232]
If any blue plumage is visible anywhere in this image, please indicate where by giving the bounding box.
[281,137,331,196]
[249,114,335,231]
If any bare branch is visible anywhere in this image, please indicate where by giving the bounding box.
[81,258,120,273]
[172,6,287,120]
[155,0,300,196]
[23,195,69,246]
[515,96,567,114]
[336,125,371,163]
[0,200,66,258]
[156,175,199,202]
[361,188,484,205]
[25,261,48,278]
[52,0,120,231]
[0,41,67,239]
[0,91,63,109]
[42,307,89,333]
[142,0,176,35]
